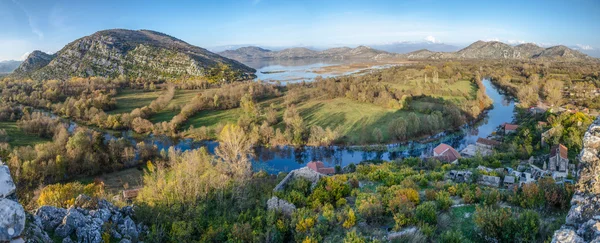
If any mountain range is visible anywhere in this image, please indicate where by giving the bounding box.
[0,60,22,73]
[12,29,255,81]
[10,29,597,81]
[220,41,595,62]
[218,45,401,61]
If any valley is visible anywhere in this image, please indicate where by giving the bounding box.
[0,26,599,243]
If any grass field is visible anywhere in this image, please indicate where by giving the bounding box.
[150,89,203,123]
[183,96,421,143]
[0,121,50,147]
[449,205,478,241]
[107,89,163,114]
[387,79,477,103]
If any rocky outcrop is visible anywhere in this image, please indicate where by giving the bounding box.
[267,196,296,216]
[32,197,145,243]
[13,29,255,81]
[0,163,26,242]
[273,167,326,192]
[552,116,600,242]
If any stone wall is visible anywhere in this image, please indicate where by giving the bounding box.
[552,116,600,242]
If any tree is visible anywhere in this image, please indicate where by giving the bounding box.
[416,202,437,225]
[215,124,253,181]
[544,79,563,106]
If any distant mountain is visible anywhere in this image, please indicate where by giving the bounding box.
[403,41,595,61]
[219,45,400,61]
[371,41,461,53]
[0,60,22,73]
[13,29,255,81]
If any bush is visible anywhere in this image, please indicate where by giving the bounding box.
[356,193,384,223]
[37,181,104,208]
[435,191,452,211]
[416,202,437,225]
[439,230,466,243]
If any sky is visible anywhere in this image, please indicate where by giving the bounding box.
[1,0,599,61]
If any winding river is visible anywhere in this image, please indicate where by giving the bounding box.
[61,60,516,174]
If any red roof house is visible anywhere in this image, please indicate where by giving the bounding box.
[433,143,461,163]
[307,161,335,175]
[503,123,519,133]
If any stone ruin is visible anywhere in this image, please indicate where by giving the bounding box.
[268,166,328,215]
[552,116,600,242]
[478,175,501,188]
[447,170,473,183]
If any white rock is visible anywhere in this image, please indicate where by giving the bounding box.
[0,165,16,198]
[0,198,26,241]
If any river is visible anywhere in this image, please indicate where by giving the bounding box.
[63,60,516,174]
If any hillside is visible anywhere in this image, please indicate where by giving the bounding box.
[12,29,255,81]
[0,60,22,73]
[219,45,401,61]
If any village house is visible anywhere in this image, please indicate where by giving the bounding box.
[307,161,336,175]
[503,123,519,134]
[433,143,461,164]
[548,144,569,179]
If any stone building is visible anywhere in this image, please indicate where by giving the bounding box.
[548,144,569,179]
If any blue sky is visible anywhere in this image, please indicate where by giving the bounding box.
[1,0,599,61]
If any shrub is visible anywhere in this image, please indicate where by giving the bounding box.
[356,193,384,223]
[343,230,367,243]
[343,208,356,229]
[415,202,437,225]
[37,181,104,208]
[435,191,452,211]
[439,230,466,243]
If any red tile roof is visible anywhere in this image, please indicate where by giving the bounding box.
[307,161,335,174]
[433,143,461,163]
[550,144,568,160]
[504,123,519,131]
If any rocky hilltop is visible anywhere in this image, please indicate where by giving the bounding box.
[13,29,255,81]
[219,45,401,61]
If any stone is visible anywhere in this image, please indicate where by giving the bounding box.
[36,206,67,231]
[90,208,112,223]
[267,196,296,216]
[74,194,96,209]
[119,239,132,243]
[0,165,16,198]
[75,218,103,243]
[552,228,584,243]
[62,237,74,243]
[23,214,52,243]
[0,198,26,241]
[55,207,89,238]
[111,229,122,240]
[118,216,138,240]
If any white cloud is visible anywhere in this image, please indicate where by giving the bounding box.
[485,37,500,42]
[507,40,527,45]
[424,35,438,43]
[19,52,31,61]
[575,44,594,50]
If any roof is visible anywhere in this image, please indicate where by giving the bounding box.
[550,144,568,160]
[307,161,335,174]
[122,188,141,199]
[433,143,461,162]
[504,123,519,131]
[476,138,501,147]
